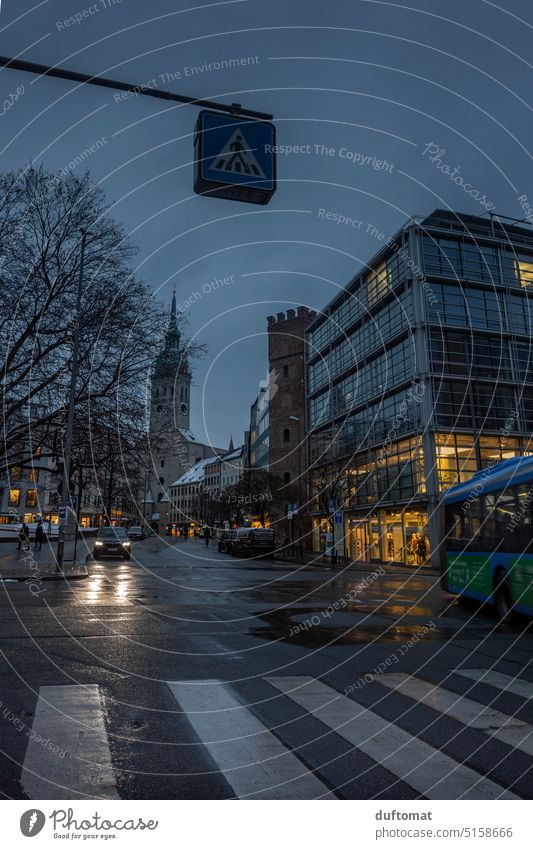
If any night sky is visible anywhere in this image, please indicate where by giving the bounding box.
[1,0,532,448]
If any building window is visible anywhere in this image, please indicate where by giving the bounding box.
[283,472,291,484]
[283,364,289,377]
[26,489,37,508]
[435,433,478,488]
[10,466,22,482]
[157,403,164,413]
[283,428,290,443]
[28,468,39,483]
[160,459,165,468]
[9,489,20,508]
[159,476,164,485]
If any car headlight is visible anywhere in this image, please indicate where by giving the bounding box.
[95,540,103,546]
[123,541,130,546]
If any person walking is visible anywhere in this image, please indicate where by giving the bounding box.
[34,519,44,551]
[204,525,210,547]
[17,521,29,550]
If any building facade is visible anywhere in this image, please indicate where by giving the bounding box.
[168,457,212,528]
[248,384,269,469]
[306,209,533,567]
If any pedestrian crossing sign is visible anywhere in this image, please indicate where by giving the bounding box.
[194,110,276,204]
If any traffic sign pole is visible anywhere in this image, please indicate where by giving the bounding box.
[0,56,273,121]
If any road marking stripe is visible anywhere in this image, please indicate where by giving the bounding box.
[455,669,533,700]
[267,676,516,800]
[21,685,118,799]
[167,679,335,799]
[376,673,533,757]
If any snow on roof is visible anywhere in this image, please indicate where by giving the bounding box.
[222,445,243,462]
[178,428,198,442]
[170,456,213,487]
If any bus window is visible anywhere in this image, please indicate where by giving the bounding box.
[494,490,517,550]
[444,503,463,551]
[462,497,482,550]
[480,493,496,550]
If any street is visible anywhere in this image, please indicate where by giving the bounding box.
[1,538,532,800]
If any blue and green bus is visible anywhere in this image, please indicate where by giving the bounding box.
[442,455,533,620]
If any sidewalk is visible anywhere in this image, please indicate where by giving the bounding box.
[275,548,436,576]
[0,543,89,582]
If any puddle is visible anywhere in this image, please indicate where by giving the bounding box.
[250,606,492,646]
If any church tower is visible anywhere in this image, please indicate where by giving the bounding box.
[146,292,192,519]
[150,289,191,439]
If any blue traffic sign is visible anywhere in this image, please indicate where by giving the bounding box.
[194,110,276,205]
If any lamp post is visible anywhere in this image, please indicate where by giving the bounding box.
[288,415,303,556]
[56,229,87,572]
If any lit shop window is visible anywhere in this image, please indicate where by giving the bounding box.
[9,488,21,507]
[26,489,37,508]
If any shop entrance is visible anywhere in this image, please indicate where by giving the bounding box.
[348,520,370,562]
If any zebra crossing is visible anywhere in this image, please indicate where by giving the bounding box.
[15,669,533,800]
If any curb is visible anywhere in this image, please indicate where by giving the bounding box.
[0,563,89,582]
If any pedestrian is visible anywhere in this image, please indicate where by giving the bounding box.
[17,520,29,551]
[182,524,188,541]
[204,525,210,547]
[34,519,44,551]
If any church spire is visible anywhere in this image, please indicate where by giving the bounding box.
[165,287,180,351]
[228,435,234,452]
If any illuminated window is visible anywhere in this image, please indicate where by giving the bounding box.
[26,489,37,508]
[436,433,477,488]
[518,258,533,288]
[29,469,39,483]
[9,489,21,507]
[10,466,22,481]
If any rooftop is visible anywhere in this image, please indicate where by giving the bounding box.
[170,457,213,487]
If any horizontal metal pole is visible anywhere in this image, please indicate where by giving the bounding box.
[0,56,273,121]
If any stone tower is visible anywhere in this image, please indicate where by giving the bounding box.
[146,292,192,517]
[149,289,191,438]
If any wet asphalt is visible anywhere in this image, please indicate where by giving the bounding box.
[0,536,532,799]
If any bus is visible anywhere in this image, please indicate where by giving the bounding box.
[442,455,533,620]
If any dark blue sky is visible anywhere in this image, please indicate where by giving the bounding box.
[1,0,532,448]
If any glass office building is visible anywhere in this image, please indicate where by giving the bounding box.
[306,209,533,567]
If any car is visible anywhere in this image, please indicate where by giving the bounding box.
[93,526,132,560]
[230,527,276,559]
[218,529,237,553]
[128,526,146,541]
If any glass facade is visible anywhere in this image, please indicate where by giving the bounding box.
[307,211,533,566]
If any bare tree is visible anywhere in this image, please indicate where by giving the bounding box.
[0,166,194,486]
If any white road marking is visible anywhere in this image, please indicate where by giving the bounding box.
[21,685,118,799]
[376,673,533,757]
[455,668,533,701]
[167,679,335,799]
[267,676,517,800]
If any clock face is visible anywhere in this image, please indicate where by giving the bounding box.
[179,402,188,414]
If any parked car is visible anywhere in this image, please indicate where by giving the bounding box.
[230,527,276,559]
[93,526,131,560]
[128,526,146,541]
[218,529,237,553]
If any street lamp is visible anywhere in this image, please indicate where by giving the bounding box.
[287,415,303,556]
[56,229,88,572]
